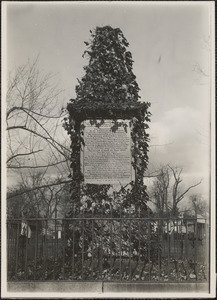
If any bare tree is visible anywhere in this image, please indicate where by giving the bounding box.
[149,165,202,217]
[188,194,208,217]
[168,166,202,216]
[149,166,170,217]
[7,170,71,218]
[6,57,70,167]
[6,57,72,198]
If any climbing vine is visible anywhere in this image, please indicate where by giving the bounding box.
[64,26,151,217]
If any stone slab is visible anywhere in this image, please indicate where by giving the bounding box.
[8,281,209,294]
[103,282,209,293]
[7,281,102,293]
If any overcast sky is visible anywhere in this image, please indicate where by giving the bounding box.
[4,1,214,198]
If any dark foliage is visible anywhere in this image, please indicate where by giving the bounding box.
[63,26,153,275]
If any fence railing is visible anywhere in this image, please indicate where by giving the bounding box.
[7,217,209,282]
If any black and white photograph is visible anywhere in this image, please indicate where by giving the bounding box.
[1,1,215,298]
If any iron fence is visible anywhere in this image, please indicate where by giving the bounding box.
[7,217,209,282]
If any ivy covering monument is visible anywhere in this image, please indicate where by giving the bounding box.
[65,26,151,215]
[63,26,153,279]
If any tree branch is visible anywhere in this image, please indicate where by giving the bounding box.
[7,179,72,199]
[8,160,68,169]
[7,106,64,120]
[7,125,69,158]
[22,107,70,153]
[7,149,43,163]
[176,180,203,203]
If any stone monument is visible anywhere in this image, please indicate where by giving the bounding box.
[65,26,151,215]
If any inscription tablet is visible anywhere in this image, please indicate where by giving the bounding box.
[81,120,133,184]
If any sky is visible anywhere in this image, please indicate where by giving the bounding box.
[4,1,214,199]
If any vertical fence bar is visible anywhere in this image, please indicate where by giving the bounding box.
[7,222,10,277]
[24,223,28,280]
[180,218,183,260]
[34,220,38,280]
[173,220,176,259]
[7,222,10,279]
[14,222,20,280]
[173,220,176,258]
[43,220,47,280]
[148,214,151,281]
[167,219,170,280]
[163,219,166,261]
[63,221,66,280]
[42,221,45,280]
[72,218,75,280]
[157,219,160,280]
[7,223,9,268]
[15,221,20,279]
[53,218,57,280]
[110,219,113,280]
[12,223,15,271]
[176,218,179,280]
[14,223,17,263]
[11,223,14,266]
[138,210,141,280]
[81,219,84,280]
[100,219,103,280]
[185,220,188,260]
[91,211,94,279]
[14,223,16,263]
[7,222,9,277]
[129,219,132,281]
[119,218,122,281]
[128,204,132,281]
[205,215,208,280]
[56,220,59,267]
[51,220,53,270]
[195,218,198,280]
[13,223,16,263]
[110,201,113,280]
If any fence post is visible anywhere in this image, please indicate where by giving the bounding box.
[205,214,209,280]
[91,209,94,279]
[195,218,198,280]
[100,219,103,280]
[148,210,151,281]
[72,204,75,280]
[119,203,122,281]
[110,201,113,280]
[167,219,170,280]
[72,218,75,280]
[129,209,132,280]
[82,217,84,280]
[138,208,141,280]
[34,220,38,280]
[54,218,57,280]
[63,220,66,280]
[42,219,47,280]
[185,219,188,259]
[157,219,161,280]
